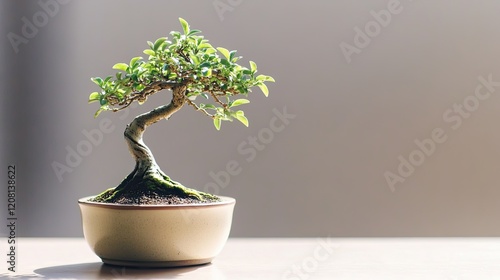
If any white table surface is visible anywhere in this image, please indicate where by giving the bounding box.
[1,238,500,279]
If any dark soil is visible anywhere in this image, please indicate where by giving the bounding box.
[90,189,221,205]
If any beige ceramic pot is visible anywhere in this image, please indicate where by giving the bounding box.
[78,196,235,267]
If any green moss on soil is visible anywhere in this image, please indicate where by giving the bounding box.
[90,167,220,205]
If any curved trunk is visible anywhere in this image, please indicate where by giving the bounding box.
[92,86,218,203]
[125,85,187,165]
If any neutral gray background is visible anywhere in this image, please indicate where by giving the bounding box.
[2,0,500,237]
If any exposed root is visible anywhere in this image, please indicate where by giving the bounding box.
[91,164,219,204]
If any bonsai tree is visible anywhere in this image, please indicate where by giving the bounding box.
[88,18,274,204]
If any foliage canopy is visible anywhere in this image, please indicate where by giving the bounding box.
[89,18,274,130]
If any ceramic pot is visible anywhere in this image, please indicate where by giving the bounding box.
[78,196,235,267]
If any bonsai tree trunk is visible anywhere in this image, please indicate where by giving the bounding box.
[92,85,218,203]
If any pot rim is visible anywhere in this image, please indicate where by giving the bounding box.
[78,195,235,210]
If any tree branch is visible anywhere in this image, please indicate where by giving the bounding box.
[108,81,183,112]
[209,91,226,108]
[187,99,214,118]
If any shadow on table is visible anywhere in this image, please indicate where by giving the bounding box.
[34,262,209,279]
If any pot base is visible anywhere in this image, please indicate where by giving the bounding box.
[101,257,213,268]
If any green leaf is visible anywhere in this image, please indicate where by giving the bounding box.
[217,47,230,60]
[256,75,275,82]
[205,48,216,55]
[229,50,237,61]
[232,55,241,63]
[168,72,178,79]
[201,68,212,77]
[88,92,100,103]
[213,117,221,130]
[230,98,250,107]
[201,103,216,109]
[91,77,103,87]
[249,61,257,73]
[234,111,249,127]
[258,83,269,97]
[188,29,201,36]
[112,63,128,71]
[198,42,213,49]
[242,69,252,75]
[220,59,231,67]
[130,73,138,82]
[143,49,156,56]
[179,17,190,35]
[199,61,211,68]
[144,48,156,55]
[153,37,167,51]
[130,56,142,67]
[190,54,200,65]
[136,84,145,91]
